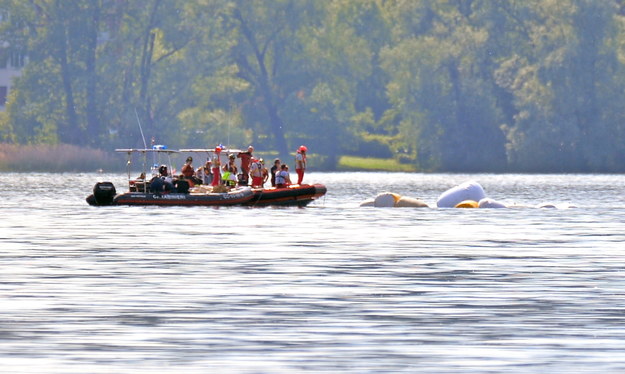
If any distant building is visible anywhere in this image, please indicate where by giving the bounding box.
[0,48,25,110]
[0,10,26,111]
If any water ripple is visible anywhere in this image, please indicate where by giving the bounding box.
[1,172,625,373]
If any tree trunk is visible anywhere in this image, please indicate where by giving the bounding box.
[257,59,289,157]
[264,95,290,157]
[233,8,290,157]
[446,60,468,169]
[85,0,101,145]
[58,17,79,144]
[139,0,161,137]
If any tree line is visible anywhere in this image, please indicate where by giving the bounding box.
[1,0,624,172]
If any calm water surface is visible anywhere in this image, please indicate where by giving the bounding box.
[1,172,625,373]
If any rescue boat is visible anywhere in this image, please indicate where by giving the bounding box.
[86,146,254,207]
[86,146,326,207]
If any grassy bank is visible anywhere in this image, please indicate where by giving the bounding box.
[337,155,416,172]
[0,143,123,172]
[0,144,417,173]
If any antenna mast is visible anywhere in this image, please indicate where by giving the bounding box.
[135,108,147,149]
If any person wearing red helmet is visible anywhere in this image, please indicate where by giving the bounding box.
[295,145,307,185]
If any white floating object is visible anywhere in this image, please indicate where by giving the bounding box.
[374,192,401,207]
[395,196,429,208]
[478,198,507,209]
[437,181,486,208]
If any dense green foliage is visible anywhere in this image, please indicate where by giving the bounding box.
[1,0,624,172]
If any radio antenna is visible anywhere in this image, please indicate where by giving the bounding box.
[135,108,147,149]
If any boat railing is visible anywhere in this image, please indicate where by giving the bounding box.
[115,147,247,193]
[116,147,180,191]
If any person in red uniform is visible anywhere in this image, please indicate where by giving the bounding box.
[237,146,254,181]
[181,156,198,186]
[295,145,307,185]
[211,146,222,186]
[250,158,264,188]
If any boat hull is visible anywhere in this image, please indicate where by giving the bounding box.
[87,187,254,206]
[246,184,327,207]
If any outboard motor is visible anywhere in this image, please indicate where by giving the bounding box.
[175,179,190,194]
[92,182,116,205]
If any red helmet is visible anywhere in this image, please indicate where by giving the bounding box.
[299,145,308,152]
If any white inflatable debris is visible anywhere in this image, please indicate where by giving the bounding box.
[478,198,507,209]
[455,200,479,208]
[373,192,401,207]
[395,196,429,208]
[437,181,486,208]
[361,193,428,208]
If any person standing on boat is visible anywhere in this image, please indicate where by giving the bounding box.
[237,146,254,180]
[250,158,264,188]
[211,147,222,186]
[295,145,307,185]
[260,159,269,186]
[275,164,291,189]
[270,158,281,187]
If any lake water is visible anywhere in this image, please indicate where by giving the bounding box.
[1,172,625,373]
